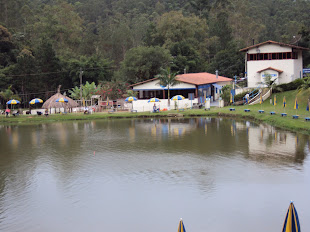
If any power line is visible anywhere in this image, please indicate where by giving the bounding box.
[17,88,74,96]
[1,66,112,97]
[3,67,112,78]
[5,70,68,77]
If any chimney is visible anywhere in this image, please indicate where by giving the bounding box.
[252,39,255,45]
[184,68,186,74]
[216,70,218,79]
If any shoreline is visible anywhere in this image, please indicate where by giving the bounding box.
[1,107,310,135]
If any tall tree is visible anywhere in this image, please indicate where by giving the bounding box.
[34,39,61,94]
[0,25,15,67]
[30,0,84,58]
[13,48,36,104]
[206,42,244,78]
[119,46,171,84]
[156,67,179,107]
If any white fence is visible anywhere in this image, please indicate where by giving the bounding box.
[130,98,199,112]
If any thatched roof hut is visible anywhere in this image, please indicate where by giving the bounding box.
[42,86,78,109]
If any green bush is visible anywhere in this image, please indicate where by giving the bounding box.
[221,85,233,103]
[234,92,247,101]
[273,78,304,93]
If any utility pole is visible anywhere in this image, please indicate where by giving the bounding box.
[233,75,237,104]
[79,68,83,106]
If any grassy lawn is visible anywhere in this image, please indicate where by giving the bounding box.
[203,89,310,134]
[1,89,310,134]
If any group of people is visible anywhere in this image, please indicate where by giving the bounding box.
[3,108,49,117]
[4,109,21,117]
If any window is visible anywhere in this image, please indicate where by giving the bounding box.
[278,53,283,59]
[272,53,277,59]
[248,52,297,61]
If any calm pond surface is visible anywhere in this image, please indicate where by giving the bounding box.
[0,117,310,232]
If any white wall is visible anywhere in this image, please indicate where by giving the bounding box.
[247,59,301,87]
[247,44,291,53]
[23,108,66,115]
[213,81,232,100]
[259,69,279,85]
[247,57,303,88]
[293,50,303,79]
[246,45,303,88]
[130,98,199,112]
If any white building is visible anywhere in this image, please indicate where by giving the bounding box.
[240,40,309,88]
[131,72,232,102]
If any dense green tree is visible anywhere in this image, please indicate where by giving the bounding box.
[298,27,310,67]
[34,39,62,94]
[208,10,232,51]
[187,0,214,18]
[97,12,151,64]
[62,55,113,88]
[1,0,310,99]
[0,0,26,29]
[170,40,203,73]
[206,43,244,78]
[144,11,207,73]
[11,48,36,104]
[119,46,171,84]
[0,25,15,67]
[30,0,84,58]
[149,11,208,48]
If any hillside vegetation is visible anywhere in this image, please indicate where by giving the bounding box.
[0,0,310,106]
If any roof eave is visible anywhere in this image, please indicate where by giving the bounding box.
[239,40,309,52]
[129,77,158,87]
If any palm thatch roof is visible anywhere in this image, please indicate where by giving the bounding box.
[42,86,78,109]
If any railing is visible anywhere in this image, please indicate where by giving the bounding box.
[249,88,272,105]
[243,86,262,105]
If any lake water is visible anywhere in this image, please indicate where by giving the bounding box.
[0,118,309,232]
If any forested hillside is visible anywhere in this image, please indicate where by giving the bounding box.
[0,0,310,103]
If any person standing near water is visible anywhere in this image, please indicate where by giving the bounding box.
[245,93,250,103]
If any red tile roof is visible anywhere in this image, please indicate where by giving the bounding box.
[176,72,232,85]
[257,67,283,73]
[239,40,309,52]
[129,72,232,87]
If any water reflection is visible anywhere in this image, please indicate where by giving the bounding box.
[0,118,309,232]
[0,118,308,166]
